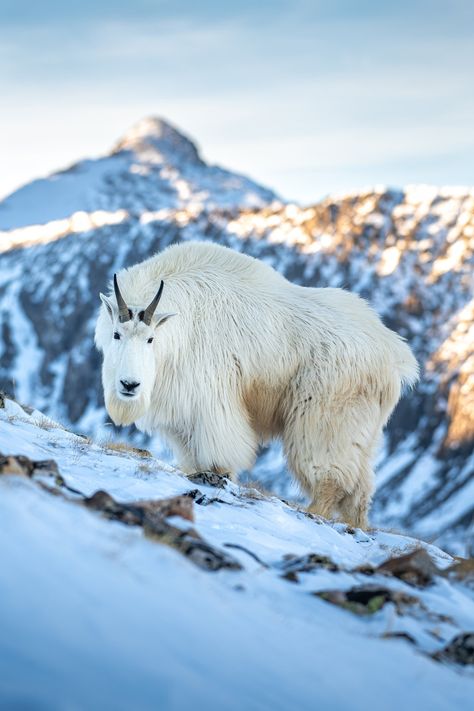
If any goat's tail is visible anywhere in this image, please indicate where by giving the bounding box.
[396,338,420,393]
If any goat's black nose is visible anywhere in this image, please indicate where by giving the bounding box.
[120,380,140,392]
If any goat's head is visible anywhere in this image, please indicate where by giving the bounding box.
[99,275,175,425]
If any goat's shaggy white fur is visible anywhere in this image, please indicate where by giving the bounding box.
[95,240,418,528]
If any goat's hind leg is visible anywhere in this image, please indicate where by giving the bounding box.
[284,393,377,529]
[338,456,374,529]
[307,470,348,520]
[306,463,372,529]
[283,396,352,520]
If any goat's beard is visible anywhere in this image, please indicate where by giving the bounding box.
[105,388,150,426]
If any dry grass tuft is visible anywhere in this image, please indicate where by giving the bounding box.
[35,417,57,431]
[102,441,152,458]
[241,479,274,500]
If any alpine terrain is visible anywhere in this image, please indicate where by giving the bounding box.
[0,117,473,555]
[1,393,473,709]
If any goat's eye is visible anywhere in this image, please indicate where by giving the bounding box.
[147,337,154,344]
[114,332,121,340]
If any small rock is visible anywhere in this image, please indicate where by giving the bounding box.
[444,558,474,587]
[433,633,474,665]
[316,585,418,615]
[383,631,417,645]
[375,548,440,587]
[20,404,35,415]
[85,490,144,525]
[0,454,34,477]
[139,495,194,523]
[183,489,224,506]
[32,459,60,477]
[180,539,242,572]
[0,453,61,480]
[83,488,241,572]
[279,553,339,582]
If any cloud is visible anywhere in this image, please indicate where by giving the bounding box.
[1,1,473,201]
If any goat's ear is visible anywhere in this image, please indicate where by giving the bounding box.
[100,293,116,321]
[154,312,177,329]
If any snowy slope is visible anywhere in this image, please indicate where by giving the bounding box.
[1,394,473,710]
[0,118,472,557]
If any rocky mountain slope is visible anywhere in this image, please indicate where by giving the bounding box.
[1,393,473,709]
[0,118,472,555]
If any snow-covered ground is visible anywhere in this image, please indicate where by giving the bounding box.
[1,395,473,710]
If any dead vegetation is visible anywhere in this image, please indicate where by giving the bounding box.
[240,478,275,500]
[100,440,152,458]
[35,416,58,431]
[316,586,419,617]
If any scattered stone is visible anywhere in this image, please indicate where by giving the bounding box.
[316,585,418,616]
[139,495,195,522]
[0,454,34,476]
[444,558,474,588]
[187,471,230,488]
[279,553,339,581]
[375,549,440,587]
[297,509,324,524]
[85,490,145,525]
[1,391,36,415]
[354,564,376,576]
[0,451,240,572]
[183,488,227,506]
[84,489,241,571]
[0,453,60,480]
[433,633,474,666]
[173,535,241,572]
[20,404,35,415]
[0,453,84,497]
[382,631,417,645]
[30,458,61,477]
[85,491,194,525]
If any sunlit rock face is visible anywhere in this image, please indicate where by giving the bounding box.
[0,119,472,554]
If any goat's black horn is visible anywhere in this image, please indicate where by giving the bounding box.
[142,280,164,326]
[113,274,131,323]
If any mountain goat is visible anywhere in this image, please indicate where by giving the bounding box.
[95,240,418,528]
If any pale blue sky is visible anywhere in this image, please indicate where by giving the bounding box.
[1,1,473,203]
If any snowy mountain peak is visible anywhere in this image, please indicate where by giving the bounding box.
[112,116,204,167]
[0,117,277,231]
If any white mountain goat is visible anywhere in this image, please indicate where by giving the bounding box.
[95,240,418,528]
